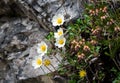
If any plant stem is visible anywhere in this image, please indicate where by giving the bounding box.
[50,63,56,71]
[40,66,46,74]
[112,58,120,71]
[53,53,61,63]
[86,75,90,83]
[45,66,53,72]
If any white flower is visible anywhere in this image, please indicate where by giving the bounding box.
[54,28,64,38]
[37,41,48,56]
[55,37,66,48]
[32,56,42,69]
[52,14,64,26]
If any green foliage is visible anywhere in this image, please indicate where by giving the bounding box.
[98,71,105,81]
[109,37,120,58]
[48,0,120,82]
[112,71,120,83]
[110,68,120,83]
[68,80,76,83]
[46,32,54,40]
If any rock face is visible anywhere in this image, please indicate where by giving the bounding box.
[0,18,63,83]
[0,0,84,30]
[0,0,84,83]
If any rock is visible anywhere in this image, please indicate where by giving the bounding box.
[10,45,63,80]
[0,18,63,82]
[53,75,67,83]
[0,0,84,82]
[17,0,83,30]
[18,75,54,83]
[0,0,84,30]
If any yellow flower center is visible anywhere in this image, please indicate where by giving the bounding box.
[36,59,42,65]
[58,39,64,45]
[58,31,63,36]
[57,18,62,24]
[40,45,46,52]
[43,59,51,66]
[79,70,86,78]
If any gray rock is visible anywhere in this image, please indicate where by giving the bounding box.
[0,18,64,83]
[0,0,84,30]
[0,0,84,82]
[18,0,83,30]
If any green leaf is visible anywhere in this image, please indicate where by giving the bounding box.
[68,80,77,83]
[77,18,82,24]
[96,46,101,53]
[46,32,54,40]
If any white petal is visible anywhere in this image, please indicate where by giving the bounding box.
[36,41,47,55]
[52,14,65,26]
[54,33,58,38]
[32,61,36,66]
[37,48,41,54]
[34,65,40,69]
[55,43,57,46]
[53,22,57,26]
[55,36,66,48]
[39,53,44,57]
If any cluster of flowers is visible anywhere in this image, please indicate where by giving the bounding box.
[52,14,88,78]
[31,13,86,78]
[52,14,87,78]
[32,14,66,69]
[52,14,66,48]
[32,41,51,69]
